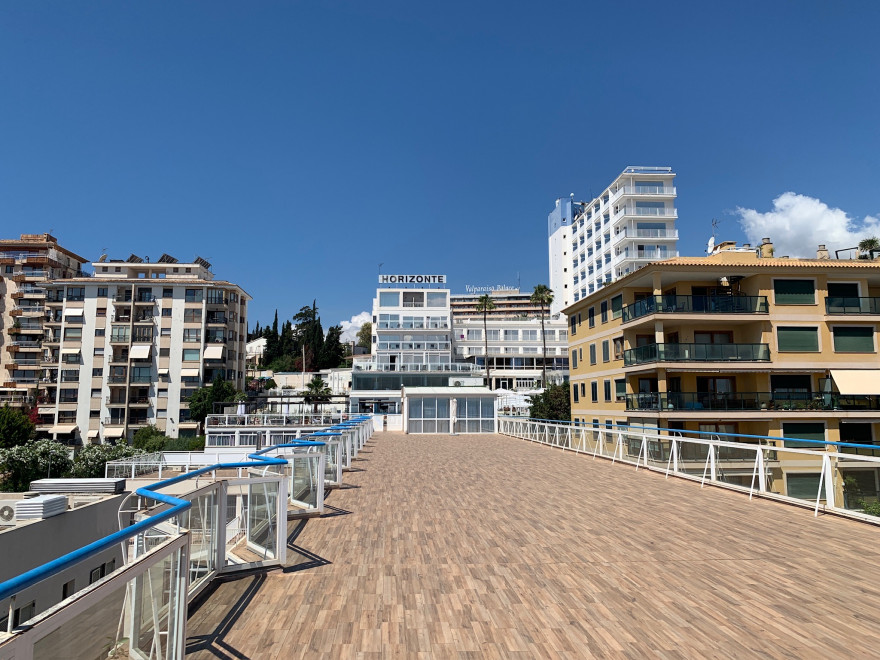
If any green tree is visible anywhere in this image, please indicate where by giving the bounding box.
[262,310,280,365]
[475,295,496,390]
[293,301,324,372]
[267,353,297,373]
[132,424,168,453]
[0,405,36,449]
[187,377,238,430]
[320,325,345,368]
[859,237,880,259]
[528,381,571,421]
[303,376,332,413]
[72,444,145,479]
[530,285,554,387]
[0,440,73,492]
[356,322,372,350]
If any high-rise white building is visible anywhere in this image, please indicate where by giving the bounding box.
[38,255,249,443]
[548,166,678,315]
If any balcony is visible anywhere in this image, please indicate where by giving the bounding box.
[623,342,770,366]
[620,248,679,262]
[114,293,133,303]
[825,297,880,315]
[626,391,880,412]
[622,295,769,323]
[621,185,676,196]
[12,287,46,299]
[12,270,47,282]
[106,397,127,406]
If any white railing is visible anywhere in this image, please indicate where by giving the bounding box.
[498,417,880,524]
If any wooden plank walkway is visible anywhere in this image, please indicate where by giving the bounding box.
[186,432,880,658]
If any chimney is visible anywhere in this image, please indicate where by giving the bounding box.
[817,244,830,260]
[743,243,751,249]
[760,237,774,259]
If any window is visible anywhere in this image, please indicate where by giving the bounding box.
[522,329,538,341]
[131,366,151,383]
[833,326,874,352]
[379,291,399,307]
[591,381,598,402]
[90,388,101,398]
[572,384,579,403]
[602,340,610,362]
[67,287,85,301]
[93,347,104,356]
[89,566,103,584]
[183,348,200,361]
[466,329,481,340]
[161,328,171,337]
[580,383,585,398]
[95,328,105,337]
[63,327,82,340]
[184,308,202,323]
[571,350,578,369]
[774,279,815,305]
[613,337,624,360]
[92,368,102,377]
[570,315,577,335]
[589,344,596,365]
[504,330,518,341]
[777,327,819,352]
[600,301,608,323]
[786,473,823,500]
[783,422,825,450]
[162,308,172,317]
[183,328,202,343]
[97,287,108,298]
[611,295,622,319]
[96,307,106,317]
[62,580,75,599]
[426,292,447,307]
[159,347,170,357]
[185,289,203,303]
[110,326,130,342]
[604,380,611,401]
[163,287,173,297]
[588,307,595,328]
[615,379,626,401]
[206,290,225,304]
[486,329,500,341]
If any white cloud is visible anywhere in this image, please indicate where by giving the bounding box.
[735,192,880,259]
[339,311,371,343]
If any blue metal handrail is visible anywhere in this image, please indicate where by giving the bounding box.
[0,438,329,602]
[500,415,880,451]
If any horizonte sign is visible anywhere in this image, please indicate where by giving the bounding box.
[379,274,446,284]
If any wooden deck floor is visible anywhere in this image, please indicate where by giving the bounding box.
[186,432,880,659]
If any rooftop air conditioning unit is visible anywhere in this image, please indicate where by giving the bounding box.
[0,504,16,523]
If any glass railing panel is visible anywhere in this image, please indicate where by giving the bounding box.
[246,478,279,561]
[825,296,880,314]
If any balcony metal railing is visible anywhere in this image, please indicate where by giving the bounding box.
[825,296,880,315]
[623,342,771,365]
[621,185,676,196]
[625,391,880,412]
[622,295,769,322]
[622,248,679,260]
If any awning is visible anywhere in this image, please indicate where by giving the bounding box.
[129,345,151,360]
[830,370,880,396]
[61,347,81,354]
[158,368,169,375]
[104,427,125,438]
[62,308,84,317]
[87,429,100,438]
[178,421,199,427]
[204,345,225,360]
[180,368,201,377]
[50,424,77,434]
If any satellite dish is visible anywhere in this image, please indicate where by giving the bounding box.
[707,236,715,254]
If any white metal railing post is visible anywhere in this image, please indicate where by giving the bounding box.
[701,445,716,487]
[612,431,624,463]
[749,448,766,500]
[593,429,603,458]
[815,453,836,516]
[636,434,648,471]
[665,438,677,479]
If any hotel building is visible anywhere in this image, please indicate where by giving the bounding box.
[0,234,88,408]
[38,255,249,443]
[451,290,569,390]
[565,240,880,497]
[549,166,678,315]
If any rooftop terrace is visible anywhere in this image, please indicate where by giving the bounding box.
[186,431,880,658]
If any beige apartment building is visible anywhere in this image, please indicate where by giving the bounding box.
[565,240,880,500]
[38,254,249,443]
[0,234,88,407]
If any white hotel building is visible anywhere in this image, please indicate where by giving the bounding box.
[38,255,249,443]
[549,166,679,315]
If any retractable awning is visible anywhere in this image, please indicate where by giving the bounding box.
[129,345,151,360]
[157,368,169,375]
[62,308,84,317]
[50,424,77,434]
[830,370,880,396]
[104,427,125,438]
[87,429,100,438]
[204,345,225,360]
[61,347,80,354]
[180,368,201,377]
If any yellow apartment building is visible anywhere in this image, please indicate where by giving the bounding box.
[564,240,880,502]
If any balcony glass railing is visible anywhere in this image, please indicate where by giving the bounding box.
[825,297,880,314]
[622,295,769,322]
[625,391,880,412]
[623,342,771,365]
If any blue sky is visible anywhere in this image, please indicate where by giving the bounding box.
[2,1,878,334]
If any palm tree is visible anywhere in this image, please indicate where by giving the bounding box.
[303,375,332,413]
[859,237,880,259]
[475,295,496,389]
[530,285,554,388]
